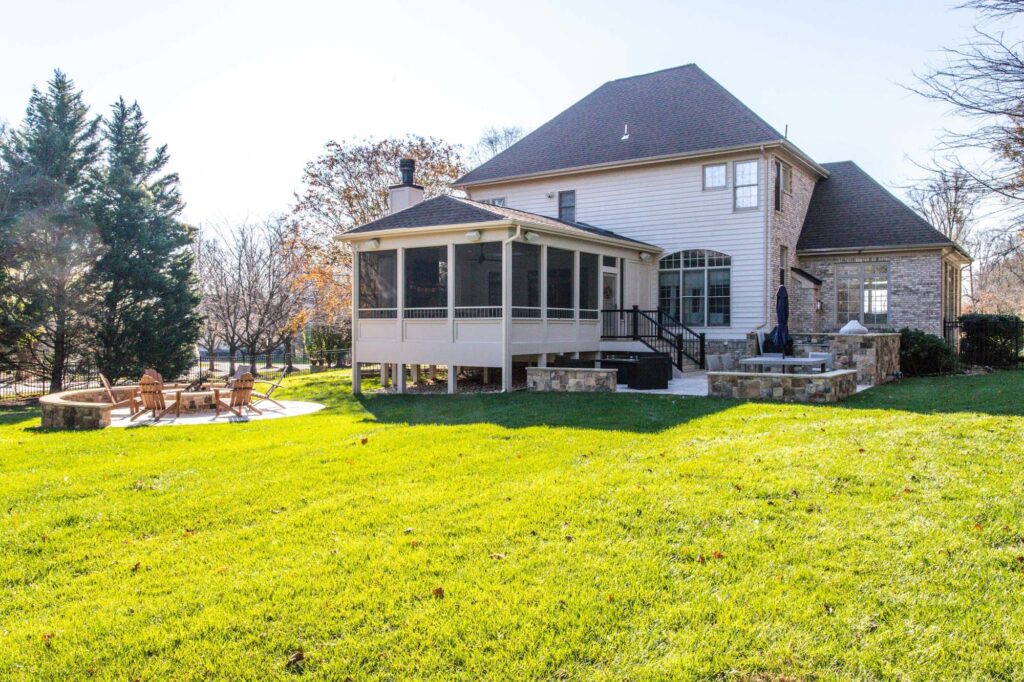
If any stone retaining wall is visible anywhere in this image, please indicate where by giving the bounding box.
[526,367,617,392]
[707,369,858,403]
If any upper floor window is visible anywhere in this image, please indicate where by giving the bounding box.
[734,160,759,210]
[558,190,576,223]
[480,197,506,207]
[774,160,792,211]
[658,249,732,327]
[779,245,788,285]
[837,262,889,327]
[703,163,727,190]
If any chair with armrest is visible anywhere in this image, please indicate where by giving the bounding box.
[100,373,141,417]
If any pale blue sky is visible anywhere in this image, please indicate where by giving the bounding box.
[0,0,987,226]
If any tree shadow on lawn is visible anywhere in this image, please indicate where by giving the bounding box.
[0,406,39,428]
[837,371,1024,418]
[357,391,740,433]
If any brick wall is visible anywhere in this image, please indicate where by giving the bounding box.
[769,156,816,327]
[795,251,944,336]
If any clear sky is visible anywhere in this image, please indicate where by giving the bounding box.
[0,0,986,227]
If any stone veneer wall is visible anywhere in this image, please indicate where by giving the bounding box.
[38,386,139,430]
[795,252,944,336]
[746,332,900,385]
[526,367,617,392]
[708,369,857,403]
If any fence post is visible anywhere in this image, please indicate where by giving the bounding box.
[631,305,639,340]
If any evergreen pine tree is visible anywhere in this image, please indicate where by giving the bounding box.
[90,99,200,380]
[0,71,103,391]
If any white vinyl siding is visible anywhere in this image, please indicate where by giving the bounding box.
[469,156,767,338]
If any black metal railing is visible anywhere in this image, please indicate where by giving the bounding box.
[601,306,705,369]
[0,349,352,402]
[944,317,1023,367]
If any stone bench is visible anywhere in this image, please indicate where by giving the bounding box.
[707,369,857,403]
[526,367,617,393]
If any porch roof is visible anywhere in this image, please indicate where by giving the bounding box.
[344,195,660,251]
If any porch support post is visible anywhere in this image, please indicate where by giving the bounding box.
[501,236,514,392]
[352,363,362,394]
[448,365,458,394]
[483,367,490,384]
[429,365,437,381]
[411,364,420,384]
[396,364,406,394]
[537,354,547,368]
[381,363,390,388]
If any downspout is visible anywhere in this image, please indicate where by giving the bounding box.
[500,224,524,392]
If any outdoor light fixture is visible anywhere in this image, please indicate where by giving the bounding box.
[465,230,481,242]
[639,252,651,262]
[366,238,380,250]
[524,231,540,242]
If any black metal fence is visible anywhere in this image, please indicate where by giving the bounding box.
[0,349,351,402]
[944,316,1023,368]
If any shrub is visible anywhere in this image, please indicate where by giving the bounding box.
[899,328,958,376]
[958,314,1023,367]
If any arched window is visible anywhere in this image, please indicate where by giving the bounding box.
[658,250,731,327]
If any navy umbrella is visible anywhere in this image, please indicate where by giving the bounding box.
[772,285,791,357]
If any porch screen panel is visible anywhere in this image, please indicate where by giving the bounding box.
[682,270,705,326]
[547,247,574,318]
[512,242,541,317]
[358,250,397,315]
[454,242,502,317]
[404,246,448,316]
[578,252,599,318]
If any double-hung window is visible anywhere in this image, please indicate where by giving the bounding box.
[837,262,889,326]
[734,160,759,210]
[558,190,576,223]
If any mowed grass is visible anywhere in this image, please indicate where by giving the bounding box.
[2,371,1024,680]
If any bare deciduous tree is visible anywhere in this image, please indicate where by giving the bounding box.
[468,125,524,166]
[907,166,981,245]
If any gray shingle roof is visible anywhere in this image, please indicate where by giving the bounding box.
[457,64,784,186]
[345,195,658,248]
[797,161,963,253]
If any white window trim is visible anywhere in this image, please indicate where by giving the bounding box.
[836,261,890,328]
[480,197,506,207]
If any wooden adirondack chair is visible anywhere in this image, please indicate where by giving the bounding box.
[131,374,182,422]
[143,368,164,384]
[100,373,141,416]
[252,375,286,409]
[213,372,262,418]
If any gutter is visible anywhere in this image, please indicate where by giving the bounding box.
[797,242,972,261]
[455,139,829,190]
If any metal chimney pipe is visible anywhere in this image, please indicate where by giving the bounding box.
[399,158,415,186]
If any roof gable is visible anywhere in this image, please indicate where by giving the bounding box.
[457,64,784,186]
[797,161,961,252]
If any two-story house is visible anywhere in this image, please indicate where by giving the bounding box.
[340,64,970,393]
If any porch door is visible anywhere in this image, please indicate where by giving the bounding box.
[602,273,618,310]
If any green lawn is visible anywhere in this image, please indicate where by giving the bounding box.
[2,371,1024,679]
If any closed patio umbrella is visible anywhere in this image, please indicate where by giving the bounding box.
[772,285,791,358]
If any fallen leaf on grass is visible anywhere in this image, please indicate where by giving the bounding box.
[489,553,505,560]
[41,632,55,643]
[131,562,141,573]
[409,540,420,548]
[823,603,835,615]
[564,535,575,543]
[974,523,985,531]
[712,550,724,560]
[696,555,706,564]
[286,649,305,668]
[359,437,368,445]
[183,529,196,537]
[432,586,445,599]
